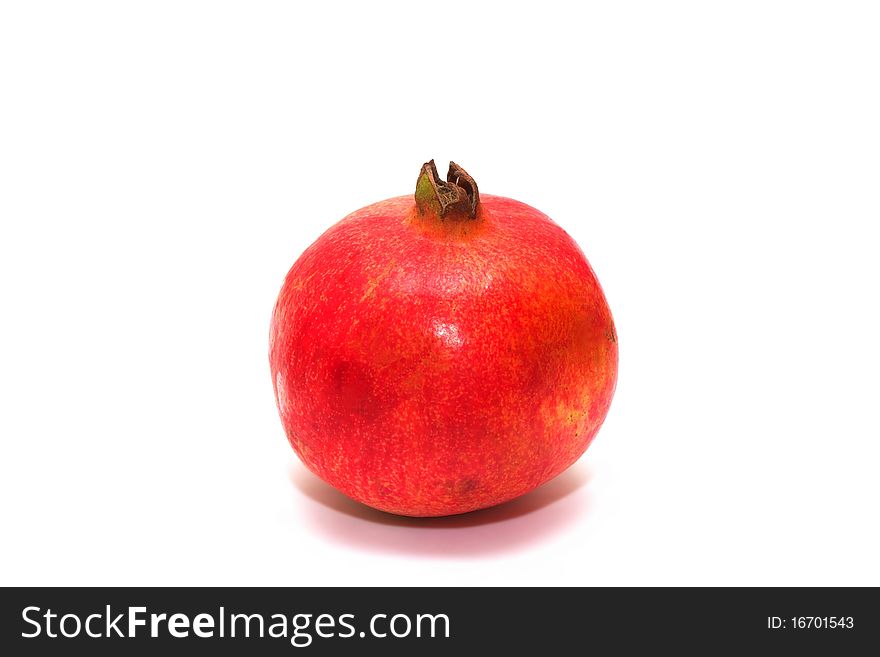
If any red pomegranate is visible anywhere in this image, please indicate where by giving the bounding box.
[270,161,617,516]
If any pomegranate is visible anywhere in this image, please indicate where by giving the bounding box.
[270,161,617,516]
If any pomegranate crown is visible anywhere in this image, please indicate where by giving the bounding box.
[415,160,480,219]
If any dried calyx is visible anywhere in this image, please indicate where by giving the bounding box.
[415,160,480,219]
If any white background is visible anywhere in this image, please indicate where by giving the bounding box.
[2,1,878,586]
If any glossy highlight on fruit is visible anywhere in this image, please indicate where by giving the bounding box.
[270,161,617,516]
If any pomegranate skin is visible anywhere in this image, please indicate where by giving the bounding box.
[270,192,617,517]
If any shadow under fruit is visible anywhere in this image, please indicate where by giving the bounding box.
[270,161,618,517]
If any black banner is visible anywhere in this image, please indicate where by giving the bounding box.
[1,587,875,654]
